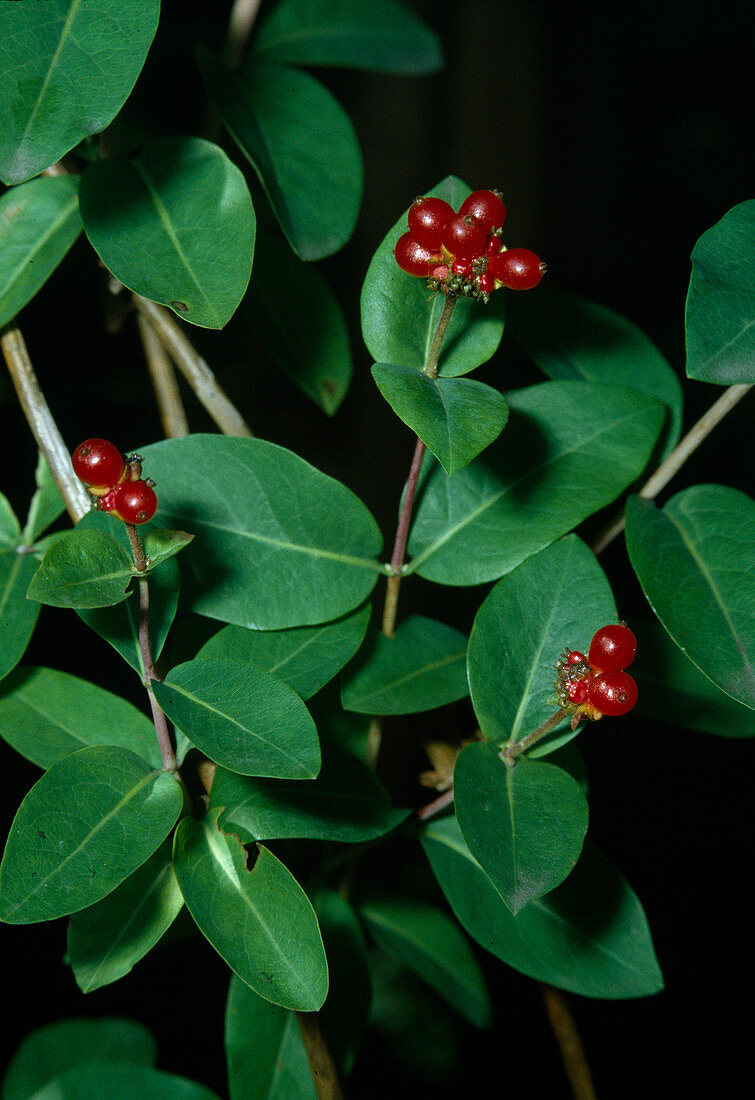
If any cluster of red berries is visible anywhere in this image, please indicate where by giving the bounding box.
[72,438,157,525]
[394,189,546,302]
[556,624,638,724]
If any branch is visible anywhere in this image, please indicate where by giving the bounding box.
[540,984,597,1100]
[136,312,190,438]
[296,1012,343,1100]
[1,326,90,522]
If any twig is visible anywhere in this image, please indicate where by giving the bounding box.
[296,1012,343,1100]
[502,708,571,766]
[592,382,752,555]
[223,0,263,68]
[540,984,597,1100]
[136,312,190,438]
[1,326,90,522]
[381,435,426,637]
[132,297,254,437]
[416,788,455,821]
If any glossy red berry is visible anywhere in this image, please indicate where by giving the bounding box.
[394,232,443,277]
[588,670,638,717]
[459,189,506,232]
[488,248,546,290]
[442,214,489,260]
[567,650,588,665]
[407,197,454,251]
[485,234,504,256]
[72,439,126,490]
[588,624,637,672]
[112,480,157,525]
[567,679,590,705]
[476,272,496,297]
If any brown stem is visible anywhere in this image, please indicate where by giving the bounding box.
[132,297,254,437]
[592,381,752,555]
[423,295,456,379]
[295,1012,343,1100]
[503,708,571,766]
[1,326,91,522]
[136,313,190,438]
[540,984,597,1100]
[381,435,426,637]
[416,788,455,821]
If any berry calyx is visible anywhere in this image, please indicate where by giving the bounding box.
[488,248,546,290]
[394,232,443,277]
[588,670,638,718]
[407,196,454,250]
[588,624,637,673]
[72,439,126,491]
[111,480,158,525]
[458,189,506,232]
[442,213,490,260]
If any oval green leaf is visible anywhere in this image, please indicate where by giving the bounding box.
[625,486,755,709]
[200,51,361,261]
[407,381,665,585]
[1,493,21,548]
[372,364,509,474]
[173,808,328,1011]
[685,199,755,383]
[0,746,183,924]
[467,536,617,754]
[251,0,444,74]
[141,435,383,629]
[0,176,82,326]
[0,0,160,185]
[0,550,41,682]
[23,453,66,545]
[27,527,134,608]
[79,137,256,328]
[29,1062,221,1100]
[340,615,468,715]
[421,817,664,999]
[361,176,506,377]
[454,745,588,914]
[152,658,320,779]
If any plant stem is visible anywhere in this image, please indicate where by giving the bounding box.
[126,523,178,772]
[540,984,597,1100]
[503,708,571,766]
[1,326,91,523]
[415,788,455,821]
[296,1012,343,1100]
[423,295,456,379]
[136,313,190,438]
[592,381,752,555]
[223,0,263,67]
[381,435,426,637]
[132,297,254,437]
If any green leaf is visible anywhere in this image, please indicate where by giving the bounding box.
[27,527,134,608]
[421,818,664,999]
[141,435,383,629]
[141,527,194,568]
[454,745,588,914]
[314,891,372,1076]
[210,745,408,843]
[0,550,41,682]
[340,615,468,715]
[152,658,320,779]
[0,746,183,924]
[361,176,506,377]
[198,603,370,700]
[67,840,184,993]
[372,364,509,474]
[200,52,361,261]
[0,665,162,770]
[28,1063,221,1100]
[239,228,352,413]
[79,137,256,328]
[685,200,755,383]
[358,893,491,1027]
[0,0,161,185]
[173,808,328,1011]
[224,975,316,1100]
[632,619,755,738]
[1,1018,156,1100]
[506,286,683,460]
[466,536,617,754]
[626,486,755,709]
[407,381,665,585]
[23,453,66,544]
[252,0,444,74]
[1,493,21,548]
[0,176,82,327]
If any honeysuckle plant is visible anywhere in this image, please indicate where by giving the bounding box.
[0,2,753,1098]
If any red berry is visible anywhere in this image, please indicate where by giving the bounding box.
[442,214,489,260]
[485,234,504,256]
[476,272,495,296]
[567,650,587,665]
[407,197,454,251]
[588,624,637,673]
[72,439,126,490]
[459,189,507,232]
[394,232,443,277]
[567,679,590,704]
[112,480,157,525]
[488,248,545,290]
[451,259,474,278]
[588,670,638,717]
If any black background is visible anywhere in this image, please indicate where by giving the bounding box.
[1,1,753,1095]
